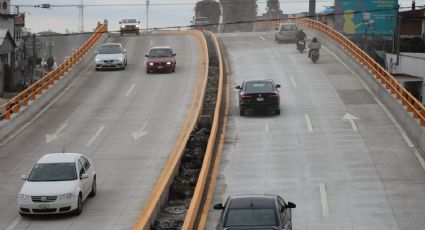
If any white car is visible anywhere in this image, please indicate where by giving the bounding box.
[18,153,96,216]
[95,43,127,71]
[119,19,140,36]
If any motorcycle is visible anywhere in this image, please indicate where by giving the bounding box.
[311,49,320,63]
[297,39,305,53]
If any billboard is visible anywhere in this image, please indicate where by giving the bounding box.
[335,0,398,36]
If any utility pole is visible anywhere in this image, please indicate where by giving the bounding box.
[32,33,36,80]
[396,4,401,65]
[146,0,150,30]
[78,0,84,32]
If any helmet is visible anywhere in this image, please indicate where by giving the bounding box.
[312,37,318,42]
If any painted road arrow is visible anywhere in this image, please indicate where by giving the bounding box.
[132,122,149,141]
[342,113,359,132]
[46,123,68,143]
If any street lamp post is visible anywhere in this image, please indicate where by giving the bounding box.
[146,0,150,31]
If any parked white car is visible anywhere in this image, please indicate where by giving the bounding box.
[18,153,96,216]
[95,43,127,71]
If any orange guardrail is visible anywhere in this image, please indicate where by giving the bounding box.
[0,23,108,121]
[182,32,224,230]
[296,18,425,126]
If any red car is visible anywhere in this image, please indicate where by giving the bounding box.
[145,46,176,73]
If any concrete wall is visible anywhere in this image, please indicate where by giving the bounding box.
[0,34,108,140]
[302,27,425,157]
[40,33,92,64]
[386,52,425,77]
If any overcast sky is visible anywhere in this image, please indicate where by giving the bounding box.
[11,0,425,33]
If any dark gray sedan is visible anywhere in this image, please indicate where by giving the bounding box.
[213,194,296,230]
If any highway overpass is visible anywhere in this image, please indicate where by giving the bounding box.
[0,20,425,230]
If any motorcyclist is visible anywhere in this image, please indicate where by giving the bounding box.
[295,29,306,43]
[308,37,321,58]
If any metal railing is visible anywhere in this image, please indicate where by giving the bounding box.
[296,18,425,126]
[0,23,108,121]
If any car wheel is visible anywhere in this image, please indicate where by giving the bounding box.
[172,66,175,73]
[95,68,99,71]
[120,32,123,36]
[89,177,97,197]
[146,69,150,74]
[239,109,244,116]
[276,109,281,115]
[73,194,83,216]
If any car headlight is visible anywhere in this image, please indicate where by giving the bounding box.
[96,58,102,62]
[136,25,139,28]
[58,193,74,200]
[166,62,171,65]
[18,194,31,202]
[115,57,124,62]
[121,25,125,28]
[149,63,154,66]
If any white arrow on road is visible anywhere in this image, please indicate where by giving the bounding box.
[342,113,359,132]
[46,123,68,143]
[132,122,149,141]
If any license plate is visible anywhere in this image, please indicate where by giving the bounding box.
[38,204,50,209]
[257,98,264,102]
[157,66,163,69]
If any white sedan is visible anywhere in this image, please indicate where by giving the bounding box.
[18,153,96,216]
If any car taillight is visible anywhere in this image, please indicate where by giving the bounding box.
[269,93,279,98]
[241,95,251,100]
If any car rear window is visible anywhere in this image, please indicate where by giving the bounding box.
[149,49,173,57]
[280,24,297,31]
[224,208,277,227]
[245,82,275,93]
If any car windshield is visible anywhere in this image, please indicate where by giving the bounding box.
[28,163,77,181]
[224,208,277,227]
[149,49,173,57]
[99,45,122,54]
[122,19,137,23]
[245,82,275,93]
[281,24,297,31]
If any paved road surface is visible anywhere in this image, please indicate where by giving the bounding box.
[206,32,425,230]
[0,33,201,230]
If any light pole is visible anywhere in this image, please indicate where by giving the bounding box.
[146,0,150,31]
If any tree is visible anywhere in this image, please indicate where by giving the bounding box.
[266,0,282,18]
[220,0,257,32]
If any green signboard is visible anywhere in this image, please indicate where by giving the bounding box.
[335,0,398,36]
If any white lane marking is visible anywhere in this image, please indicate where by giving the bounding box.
[0,52,94,147]
[5,217,21,230]
[125,83,135,97]
[289,75,298,89]
[342,112,359,132]
[323,46,425,171]
[273,50,281,58]
[132,121,149,141]
[305,114,314,133]
[265,121,270,136]
[259,35,266,41]
[319,182,329,218]
[46,123,68,144]
[86,126,105,147]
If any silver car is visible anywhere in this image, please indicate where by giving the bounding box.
[95,43,127,71]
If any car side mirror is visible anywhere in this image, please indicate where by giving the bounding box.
[119,22,122,24]
[138,21,140,24]
[123,49,127,53]
[173,53,176,56]
[213,203,224,210]
[276,84,281,88]
[275,27,278,30]
[21,175,27,180]
[145,54,149,57]
[287,202,296,209]
[235,85,241,90]
[80,173,89,180]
